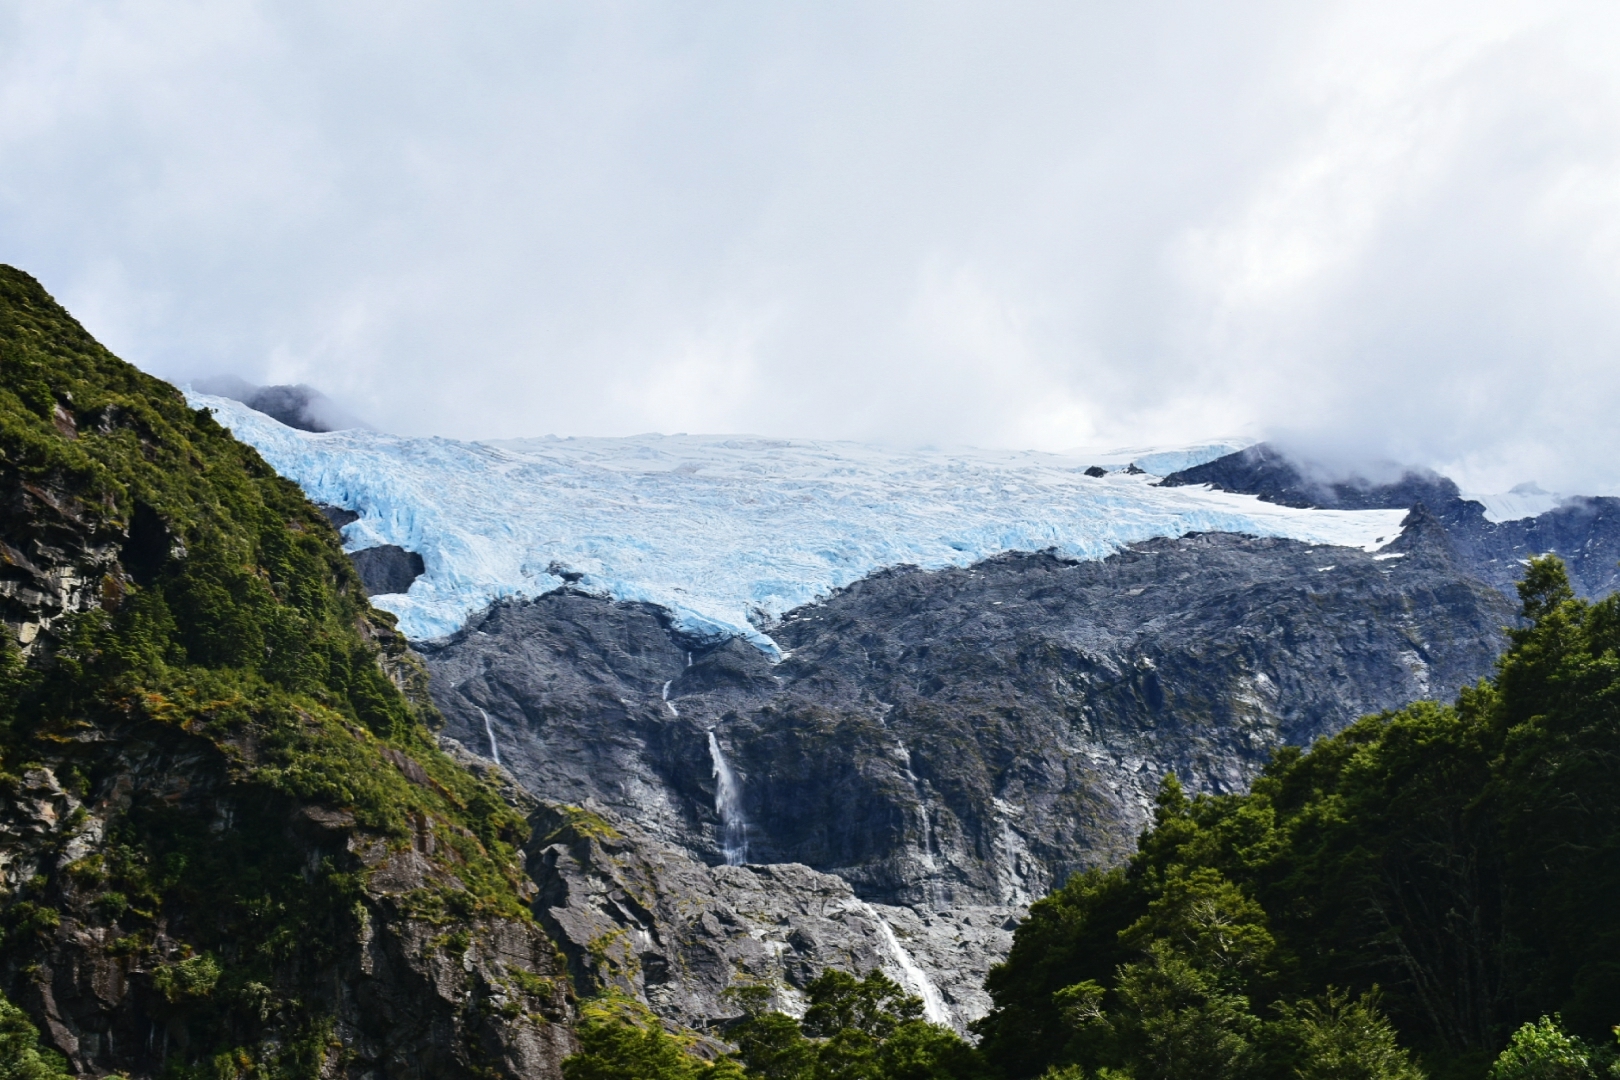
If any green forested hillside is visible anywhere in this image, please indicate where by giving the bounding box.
[972,556,1620,1080]
[0,267,571,1077]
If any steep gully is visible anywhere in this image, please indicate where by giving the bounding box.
[311,444,1620,1036]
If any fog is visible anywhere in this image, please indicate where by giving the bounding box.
[4,1,1620,492]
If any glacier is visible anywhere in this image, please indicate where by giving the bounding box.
[1464,482,1567,523]
[188,392,1409,654]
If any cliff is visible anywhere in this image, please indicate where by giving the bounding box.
[0,267,574,1078]
[425,528,1514,1030]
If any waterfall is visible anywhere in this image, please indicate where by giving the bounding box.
[865,906,952,1027]
[706,728,748,864]
[662,680,679,717]
[477,707,502,766]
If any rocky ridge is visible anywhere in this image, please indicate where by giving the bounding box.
[1163,443,1620,600]
[524,802,1013,1037]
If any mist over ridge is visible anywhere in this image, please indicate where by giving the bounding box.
[3,3,1620,497]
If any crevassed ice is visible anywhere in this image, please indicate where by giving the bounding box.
[188,393,1407,654]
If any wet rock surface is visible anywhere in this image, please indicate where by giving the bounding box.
[424,526,1514,1029]
[525,802,1013,1034]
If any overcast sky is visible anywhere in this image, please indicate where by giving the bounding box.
[5,2,1620,492]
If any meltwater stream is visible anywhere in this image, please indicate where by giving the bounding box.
[707,729,749,865]
[477,707,502,766]
[862,903,953,1027]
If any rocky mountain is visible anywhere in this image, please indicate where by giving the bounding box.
[420,525,1514,1032]
[189,377,367,434]
[1163,443,1620,600]
[158,332,1620,1042]
[0,268,574,1078]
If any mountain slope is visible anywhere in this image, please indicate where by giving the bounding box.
[0,267,573,1078]
[973,556,1620,1079]
[424,528,1512,1031]
[194,384,1586,1038]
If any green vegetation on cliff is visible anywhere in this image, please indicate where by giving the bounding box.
[0,989,70,1079]
[0,267,556,1075]
[973,556,1620,1080]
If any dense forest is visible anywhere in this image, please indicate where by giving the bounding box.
[565,556,1620,1079]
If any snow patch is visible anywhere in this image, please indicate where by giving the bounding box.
[1465,482,1566,523]
[190,393,1405,652]
[1063,439,1255,476]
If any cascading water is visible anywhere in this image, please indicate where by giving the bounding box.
[707,728,748,865]
[662,680,679,717]
[477,707,502,766]
[863,905,952,1027]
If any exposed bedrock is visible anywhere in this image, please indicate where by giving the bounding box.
[309,504,427,596]
[420,526,1513,1027]
[524,802,1012,1035]
[351,544,427,596]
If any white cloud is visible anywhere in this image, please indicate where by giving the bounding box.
[4,0,1620,493]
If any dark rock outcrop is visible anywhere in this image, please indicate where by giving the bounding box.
[318,503,361,529]
[352,544,428,596]
[1161,443,1466,514]
[191,377,366,433]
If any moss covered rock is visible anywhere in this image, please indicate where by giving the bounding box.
[0,266,574,1078]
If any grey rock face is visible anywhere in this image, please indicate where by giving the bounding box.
[191,377,367,433]
[351,544,427,595]
[423,528,1513,1028]
[0,464,137,656]
[1161,443,1465,513]
[308,504,428,595]
[525,802,1014,1034]
[317,502,361,529]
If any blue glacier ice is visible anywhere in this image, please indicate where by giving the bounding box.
[188,393,1409,655]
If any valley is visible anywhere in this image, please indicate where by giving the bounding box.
[4,271,1617,1076]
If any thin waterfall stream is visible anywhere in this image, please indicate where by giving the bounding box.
[477,707,502,766]
[856,901,953,1027]
[706,728,748,865]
